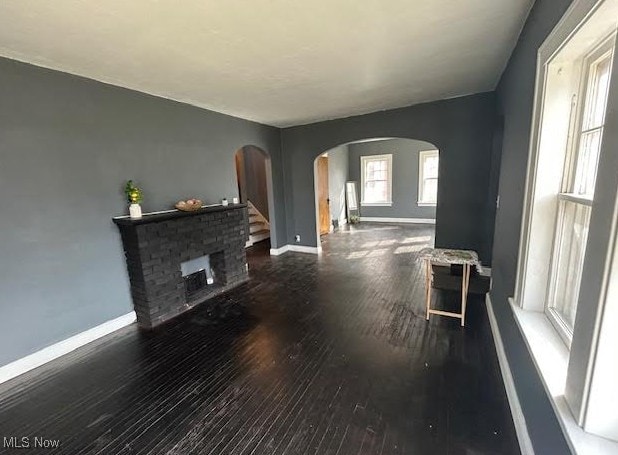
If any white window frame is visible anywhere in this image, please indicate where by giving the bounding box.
[510,0,618,451]
[544,40,614,347]
[360,154,392,206]
[418,150,439,206]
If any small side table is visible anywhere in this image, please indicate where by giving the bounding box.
[419,248,480,327]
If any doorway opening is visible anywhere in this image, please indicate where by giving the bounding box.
[234,145,275,248]
[313,138,440,252]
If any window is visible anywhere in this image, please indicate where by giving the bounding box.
[546,44,613,343]
[418,150,439,205]
[513,0,618,448]
[360,154,392,206]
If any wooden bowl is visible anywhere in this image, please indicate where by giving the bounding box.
[175,199,203,212]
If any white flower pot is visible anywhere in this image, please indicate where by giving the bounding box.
[129,203,142,219]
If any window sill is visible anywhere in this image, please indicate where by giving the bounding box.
[361,202,392,207]
[417,201,436,207]
[509,297,618,455]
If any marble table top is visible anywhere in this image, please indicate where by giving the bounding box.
[419,248,481,269]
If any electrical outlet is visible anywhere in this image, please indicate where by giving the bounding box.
[295,234,301,243]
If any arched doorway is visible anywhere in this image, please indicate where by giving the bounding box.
[313,137,440,252]
[234,145,277,248]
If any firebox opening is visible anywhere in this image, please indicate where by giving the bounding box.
[181,255,216,303]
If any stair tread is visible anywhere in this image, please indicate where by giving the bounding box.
[251,229,270,236]
[249,221,263,226]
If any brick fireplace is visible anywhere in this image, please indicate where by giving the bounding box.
[113,204,249,328]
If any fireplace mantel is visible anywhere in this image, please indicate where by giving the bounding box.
[113,203,249,328]
[112,203,247,226]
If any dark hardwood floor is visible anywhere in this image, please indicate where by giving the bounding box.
[0,223,519,454]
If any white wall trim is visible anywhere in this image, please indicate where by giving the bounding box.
[359,217,436,224]
[270,245,290,256]
[269,244,322,255]
[510,297,618,455]
[486,295,535,455]
[289,245,322,254]
[360,202,393,207]
[0,311,136,385]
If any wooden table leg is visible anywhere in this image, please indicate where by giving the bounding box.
[425,259,432,321]
[460,263,470,327]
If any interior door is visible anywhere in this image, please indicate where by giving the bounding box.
[317,156,330,235]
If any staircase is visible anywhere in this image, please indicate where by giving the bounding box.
[246,201,270,247]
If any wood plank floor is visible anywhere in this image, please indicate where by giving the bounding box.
[0,223,520,454]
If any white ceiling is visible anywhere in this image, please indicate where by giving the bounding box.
[0,0,533,127]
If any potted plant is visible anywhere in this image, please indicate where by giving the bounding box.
[125,180,143,219]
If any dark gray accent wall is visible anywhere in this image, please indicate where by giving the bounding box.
[347,138,437,220]
[0,57,286,367]
[490,0,573,453]
[326,145,349,225]
[241,146,269,219]
[281,92,497,264]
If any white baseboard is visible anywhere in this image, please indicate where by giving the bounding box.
[486,295,535,455]
[359,217,436,224]
[270,245,290,256]
[0,311,136,385]
[269,244,321,255]
[289,245,322,254]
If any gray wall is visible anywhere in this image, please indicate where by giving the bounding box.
[0,57,286,367]
[490,0,574,452]
[281,92,497,264]
[326,145,349,225]
[347,138,437,220]
[241,145,269,219]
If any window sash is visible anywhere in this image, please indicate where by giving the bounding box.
[361,155,392,204]
[546,199,592,342]
[421,177,438,204]
[567,50,612,198]
[544,45,613,346]
[418,150,439,204]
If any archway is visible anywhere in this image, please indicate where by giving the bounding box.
[312,137,440,253]
[234,145,277,248]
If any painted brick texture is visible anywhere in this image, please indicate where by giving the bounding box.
[114,205,249,328]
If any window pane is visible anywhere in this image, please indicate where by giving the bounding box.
[424,156,439,179]
[362,156,391,204]
[584,55,612,130]
[422,178,438,203]
[367,159,386,173]
[549,200,591,330]
[574,129,602,197]
[365,180,387,203]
